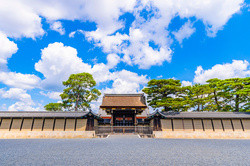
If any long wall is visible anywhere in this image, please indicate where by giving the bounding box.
[0,118,95,139]
[154,118,250,139]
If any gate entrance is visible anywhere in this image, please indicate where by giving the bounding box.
[95,126,153,136]
[113,111,135,126]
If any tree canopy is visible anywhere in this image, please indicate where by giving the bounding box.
[44,73,101,111]
[44,103,62,111]
[143,77,250,112]
[142,79,187,111]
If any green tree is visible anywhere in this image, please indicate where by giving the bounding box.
[206,78,223,111]
[186,84,212,111]
[60,73,101,111]
[44,103,62,111]
[142,79,186,111]
[219,78,250,112]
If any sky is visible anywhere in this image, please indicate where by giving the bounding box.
[0,0,249,112]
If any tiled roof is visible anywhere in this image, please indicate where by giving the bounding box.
[100,94,147,108]
[147,110,250,119]
[0,110,102,119]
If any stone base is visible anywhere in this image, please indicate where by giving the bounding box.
[0,131,95,139]
[153,131,250,139]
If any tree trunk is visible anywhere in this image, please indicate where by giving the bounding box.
[75,93,80,112]
[214,91,220,111]
[235,94,239,112]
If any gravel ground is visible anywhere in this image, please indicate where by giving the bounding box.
[0,135,249,166]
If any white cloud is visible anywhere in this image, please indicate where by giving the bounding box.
[35,42,148,95]
[69,30,84,38]
[40,91,62,100]
[182,81,192,87]
[50,21,65,35]
[0,32,41,90]
[35,42,92,90]
[107,53,120,68]
[0,88,32,103]
[84,0,243,68]
[194,60,250,84]
[0,88,42,111]
[0,0,244,68]
[8,102,42,111]
[0,32,18,70]
[0,0,44,38]
[104,70,148,94]
[173,21,196,44]
[0,72,41,90]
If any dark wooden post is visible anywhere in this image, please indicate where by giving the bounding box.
[9,118,13,131]
[230,119,234,131]
[134,110,137,126]
[211,119,214,131]
[201,119,205,131]
[20,118,24,131]
[240,119,244,131]
[221,119,224,131]
[192,119,195,131]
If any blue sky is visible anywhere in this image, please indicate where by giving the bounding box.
[0,0,249,111]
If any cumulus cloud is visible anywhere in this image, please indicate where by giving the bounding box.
[0,0,243,68]
[0,88,32,103]
[85,0,243,68]
[8,102,42,111]
[35,42,92,90]
[50,21,65,35]
[0,0,44,38]
[35,42,148,94]
[0,72,41,90]
[182,81,192,87]
[40,91,62,100]
[104,70,148,94]
[107,53,120,68]
[193,60,250,84]
[69,30,84,38]
[0,34,41,90]
[0,88,42,111]
[173,21,196,44]
[0,0,245,110]
[0,32,18,70]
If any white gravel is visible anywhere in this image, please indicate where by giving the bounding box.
[0,135,249,166]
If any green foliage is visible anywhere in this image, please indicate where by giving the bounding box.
[143,77,250,112]
[44,72,101,112]
[60,73,101,111]
[142,79,188,111]
[44,103,62,111]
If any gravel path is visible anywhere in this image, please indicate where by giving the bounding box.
[0,135,249,166]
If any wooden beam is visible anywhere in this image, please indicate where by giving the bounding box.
[201,119,205,131]
[9,118,13,131]
[230,119,234,131]
[74,118,77,131]
[41,118,45,131]
[52,118,56,131]
[63,118,66,131]
[20,118,24,131]
[240,119,244,131]
[192,119,195,131]
[31,118,35,131]
[211,119,215,131]
[171,118,174,131]
[221,119,225,131]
